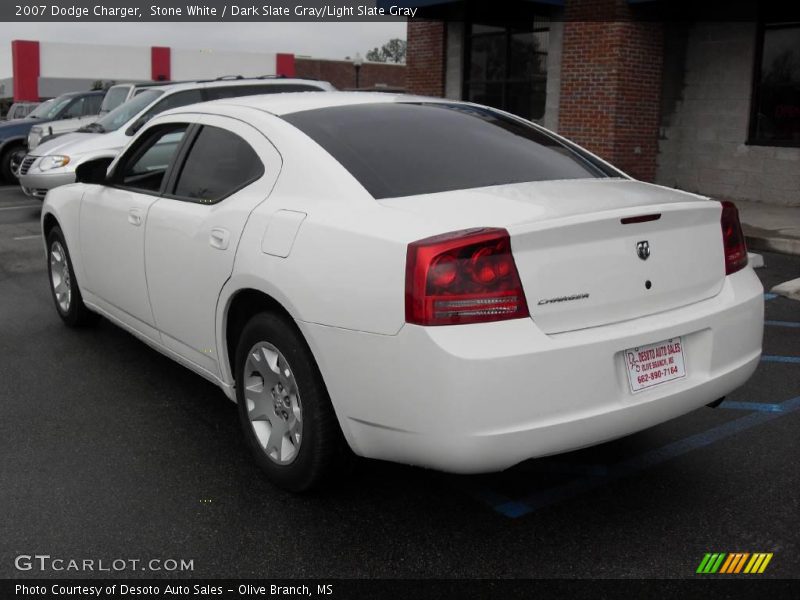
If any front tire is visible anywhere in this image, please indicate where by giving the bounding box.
[46,226,94,327]
[0,144,25,183]
[235,312,349,492]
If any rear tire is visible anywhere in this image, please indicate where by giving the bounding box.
[46,226,95,327]
[235,312,350,492]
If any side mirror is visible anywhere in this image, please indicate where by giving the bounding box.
[75,157,114,185]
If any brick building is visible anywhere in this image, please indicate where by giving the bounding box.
[404,0,800,206]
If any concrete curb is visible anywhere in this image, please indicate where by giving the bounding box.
[745,234,800,257]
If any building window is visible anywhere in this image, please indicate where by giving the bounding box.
[749,22,800,146]
[464,20,549,121]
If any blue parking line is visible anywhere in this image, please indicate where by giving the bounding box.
[762,355,800,364]
[764,293,778,301]
[721,401,784,413]
[765,320,800,328]
[478,395,800,518]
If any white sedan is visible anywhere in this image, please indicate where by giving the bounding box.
[41,92,764,491]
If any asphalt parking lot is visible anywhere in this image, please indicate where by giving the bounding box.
[0,184,798,580]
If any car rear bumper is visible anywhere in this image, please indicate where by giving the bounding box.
[300,267,764,473]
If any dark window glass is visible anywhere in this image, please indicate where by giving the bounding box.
[63,98,85,119]
[470,34,506,81]
[464,19,549,120]
[139,90,204,125]
[173,126,263,203]
[284,102,615,200]
[118,125,187,193]
[205,84,323,100]
[83,95,103,116]
[750,23,800,145]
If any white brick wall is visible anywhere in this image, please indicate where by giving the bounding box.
[657,22,800,206]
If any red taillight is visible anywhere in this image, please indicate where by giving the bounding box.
[720,201,748,275]
[405,228,530,326]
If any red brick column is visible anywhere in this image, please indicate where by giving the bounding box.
[406,21,446,97]
[12,40,40,101]
[559,0,663,182]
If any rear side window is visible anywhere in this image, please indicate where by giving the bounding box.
[205,84,323,100]
[173,125,263,204]
[283,103,619,199]
[141,90,205,123]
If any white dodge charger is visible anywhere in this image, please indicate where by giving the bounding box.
[41,92,763,491]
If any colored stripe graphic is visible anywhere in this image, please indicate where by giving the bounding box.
[698,552,772,574]
[697,553,726,573]
[719,553,749,573]
[744,553,773,574]
[733,553,750,573]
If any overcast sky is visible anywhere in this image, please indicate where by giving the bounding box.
[0,22,407,76]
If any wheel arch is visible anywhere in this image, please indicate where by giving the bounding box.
[0,136,27,154]
[219,284,358,453]
[222,288,296,384]
[42,211,60,239]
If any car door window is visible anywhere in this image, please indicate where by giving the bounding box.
[63,98,85,118]
[117,125,188,194]
[83,95,103,116]
[172,125,264,204]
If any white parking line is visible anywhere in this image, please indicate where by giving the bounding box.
[13,235,41,241]
[0,205,39,211]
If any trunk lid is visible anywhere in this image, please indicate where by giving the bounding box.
[380,179,726,334]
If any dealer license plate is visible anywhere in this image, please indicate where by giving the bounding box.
[624,337,686,393]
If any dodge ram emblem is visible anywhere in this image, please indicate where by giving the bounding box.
[636,240,650,261]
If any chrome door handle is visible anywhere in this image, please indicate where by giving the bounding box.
[128,208,143,226]
[210,227,230,250]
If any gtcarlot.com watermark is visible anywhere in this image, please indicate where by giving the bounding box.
[15,554,194,573]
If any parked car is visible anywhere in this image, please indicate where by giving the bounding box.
[28,81,224,151]
[99,82,177,115]
[19,77,335,199]
[26,92,105,151]
[5,102,41,120]
[40,93,763,491]
[0,90,106,182]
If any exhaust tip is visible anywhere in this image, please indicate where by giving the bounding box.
[706,397,726,409]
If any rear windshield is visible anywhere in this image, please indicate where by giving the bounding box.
[283,102,619,199]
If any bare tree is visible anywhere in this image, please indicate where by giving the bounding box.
[365,38,407,64]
